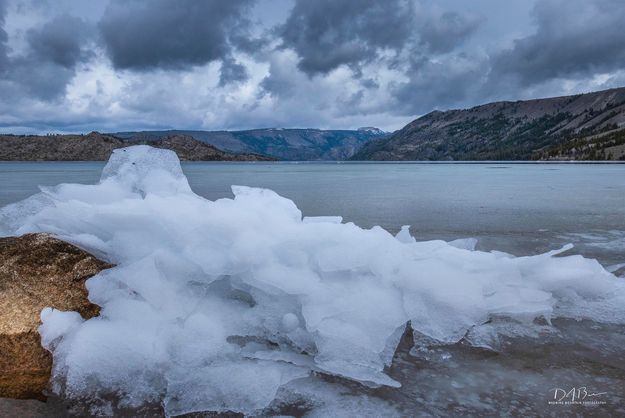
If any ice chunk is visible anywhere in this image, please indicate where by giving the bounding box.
[607,262,625,273]
[448,237,478,250]
[39,308,84,349]
[395,225,416,244]
[0,146,623,415]
[163,361,308,416]
[100,145,191,196]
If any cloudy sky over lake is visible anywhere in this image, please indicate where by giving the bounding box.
[1,0,624,133]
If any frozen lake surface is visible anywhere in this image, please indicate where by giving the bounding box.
[1,159,624,417]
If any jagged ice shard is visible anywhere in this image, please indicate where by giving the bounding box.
[1,146,624,415]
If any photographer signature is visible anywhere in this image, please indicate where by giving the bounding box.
[549,387,607,405]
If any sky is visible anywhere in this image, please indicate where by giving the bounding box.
[1,0,625,134]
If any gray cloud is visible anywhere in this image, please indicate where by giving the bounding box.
[391,55,489,114]
[273,0,487,114]
[219,57,248,86]
[0,3,89,102]
[99,0,255,70]
[490,0,625,86]
[280,0,417,75]
[4,59,76,100]
[0,0,9,70]
[259,58,295,99]
[278,0,485,77]
[418,11,482,54]
[27,14,92,68]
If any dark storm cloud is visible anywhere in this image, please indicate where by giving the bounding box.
[386,8,485,115]
[99,0,255,70]
[271,0,488,114]
[490,0,625,86]
[0,3,92,102]
[219,57,248,86]
[279,0,417,75]
[4,58,76,100]
[418,11,482,54]
[390,56,489,114]
[27,14,93,68]
[259,59,295,98]
[0,0,9,70]
[278,0,486,78]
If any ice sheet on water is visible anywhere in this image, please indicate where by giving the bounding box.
[1,146,624,415]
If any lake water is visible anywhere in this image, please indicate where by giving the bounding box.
[1,161,625,416]
[2,161,624,267]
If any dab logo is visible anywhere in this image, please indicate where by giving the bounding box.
[549,387,607,406]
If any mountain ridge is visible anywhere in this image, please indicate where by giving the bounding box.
[113,128,388,161]
[0,132,273,161]
[352,87,625,161]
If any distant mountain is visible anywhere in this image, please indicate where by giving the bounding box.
[114,128,388,161]
[352,87,625,161]
[0,132,273,161]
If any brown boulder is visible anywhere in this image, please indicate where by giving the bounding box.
[0,233,111,400]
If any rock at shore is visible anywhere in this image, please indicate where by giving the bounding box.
[0,233,111,400]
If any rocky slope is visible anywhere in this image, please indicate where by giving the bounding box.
[0,132,273,161]
[0,233,110,400]
[115,127,387,160]
[352,87,625,160]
